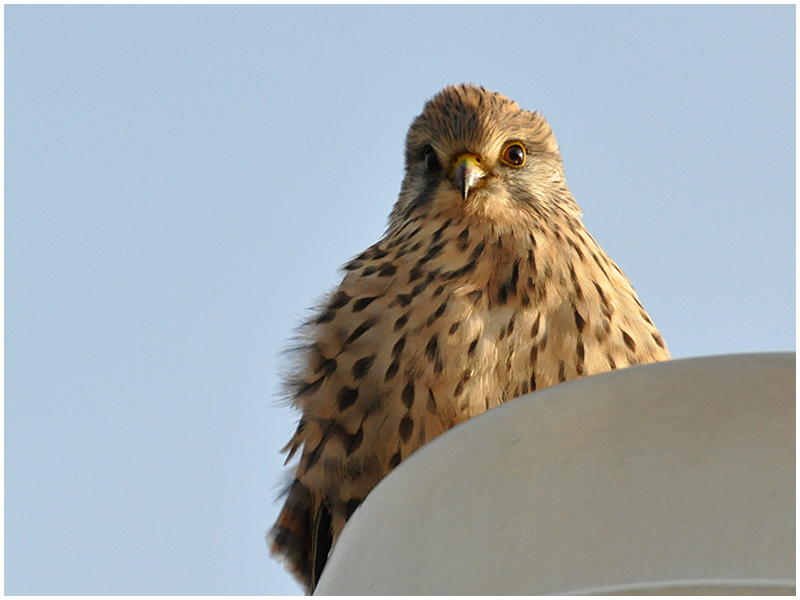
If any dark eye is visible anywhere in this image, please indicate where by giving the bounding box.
[501,143,526,167]
[424,147,441,172]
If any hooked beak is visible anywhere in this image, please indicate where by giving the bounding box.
[452,154,486,200]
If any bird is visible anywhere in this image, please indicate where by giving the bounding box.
[268,84,670,593]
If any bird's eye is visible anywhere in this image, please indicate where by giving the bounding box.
[424,148,441,172]
[501,143,526,167]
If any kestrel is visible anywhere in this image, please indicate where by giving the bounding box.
[269,84,670,593]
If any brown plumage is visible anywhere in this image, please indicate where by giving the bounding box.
[268,84,670,593]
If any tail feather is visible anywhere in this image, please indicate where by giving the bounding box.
[311,503,333,590]
[268,479,333,594]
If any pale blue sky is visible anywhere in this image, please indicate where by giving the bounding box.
[5,5,795,595]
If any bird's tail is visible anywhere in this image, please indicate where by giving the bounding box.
[268,479,333,595]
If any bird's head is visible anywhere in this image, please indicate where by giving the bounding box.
[390,84,581,230]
